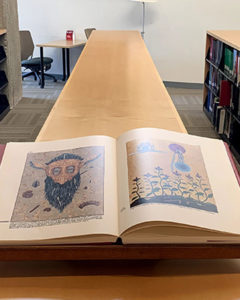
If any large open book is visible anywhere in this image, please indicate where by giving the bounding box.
[0,128,240,245]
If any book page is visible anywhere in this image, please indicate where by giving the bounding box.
[117,128,240,236]
[0,136,118,242]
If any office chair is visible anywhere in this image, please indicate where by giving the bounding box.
[20,30,57,84]
[84,28,96,39]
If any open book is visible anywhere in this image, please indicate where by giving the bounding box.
[0,128,240,245]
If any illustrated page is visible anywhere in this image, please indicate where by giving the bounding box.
[0,135,118,241]
[117,128,240,235]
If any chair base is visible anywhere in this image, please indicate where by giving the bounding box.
[22,71,57,84]
[44,73,57,82]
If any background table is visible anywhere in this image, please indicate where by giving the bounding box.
[36,39,85,88]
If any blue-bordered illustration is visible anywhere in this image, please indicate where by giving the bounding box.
[127,139,217,213]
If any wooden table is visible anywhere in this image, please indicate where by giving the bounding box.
[2,30,190,261]
[37,30,186,141]
[36,39,85,88]
[3,31,239,299]
[1,259,240,299]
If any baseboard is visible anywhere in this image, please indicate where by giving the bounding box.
[163,81,203,89]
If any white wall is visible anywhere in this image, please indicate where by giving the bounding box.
[18,0,240,83]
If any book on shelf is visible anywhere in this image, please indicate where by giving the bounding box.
[230,84,240,116]
[223,109,232,138]
[208,37,223,67]
[208,66,221,94]
[224,46,232,77]
[223,46,240,81]
[232,49,238,80]
[206,90,214,112]
[219,80,231,106]
[238,55,240,86]
[209,37,214,61]
[0,128,240,245]
[217,107,226,134]
[211,97,220,127]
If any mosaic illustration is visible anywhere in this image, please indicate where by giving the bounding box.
[127,139,217,213]
[10,146,105,228]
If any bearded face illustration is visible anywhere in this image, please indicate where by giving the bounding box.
[31,153,84,212]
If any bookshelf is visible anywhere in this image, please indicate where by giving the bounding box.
[0,0,22,116]
[203,30,240,162]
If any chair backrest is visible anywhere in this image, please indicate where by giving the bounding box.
[84,28,96,40]
[19,30,34,61]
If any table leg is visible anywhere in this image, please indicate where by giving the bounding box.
[62,48,66,81]
[66,48,70,79]
[40,47,45,88]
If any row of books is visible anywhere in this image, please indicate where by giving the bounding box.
[205,78,240,116]
[211,98,231,136]
[208,37,240,84]
[224,46,239,82]
[207,65,221,95]
[209,37,223,67]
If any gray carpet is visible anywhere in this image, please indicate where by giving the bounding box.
[22,77,64,100]
[0,78,64,143]
[0,97,54,143]
[167,87,219,139]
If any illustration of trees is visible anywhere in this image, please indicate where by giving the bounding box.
[131,177,144,203]
[144,173,160,197]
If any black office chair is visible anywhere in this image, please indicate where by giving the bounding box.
[84,28,96,40]
[20,30,57,84]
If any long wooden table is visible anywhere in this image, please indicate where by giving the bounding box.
[2,31,240,299]
[36,30,186,141]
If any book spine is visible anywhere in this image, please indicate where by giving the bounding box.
[224,47,228,75]
[218,108,226,134]
[209,37,213,61]
[230,49,234,77]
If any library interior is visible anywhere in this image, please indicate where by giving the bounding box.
[1,0,240,298]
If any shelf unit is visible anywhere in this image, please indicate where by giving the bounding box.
[0,29,9,120]
[0,0,22,114]
[203,30,240,162]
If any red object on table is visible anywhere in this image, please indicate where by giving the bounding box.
[66,30,74,41]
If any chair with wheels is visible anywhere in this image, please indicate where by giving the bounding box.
[19,30,57,84]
